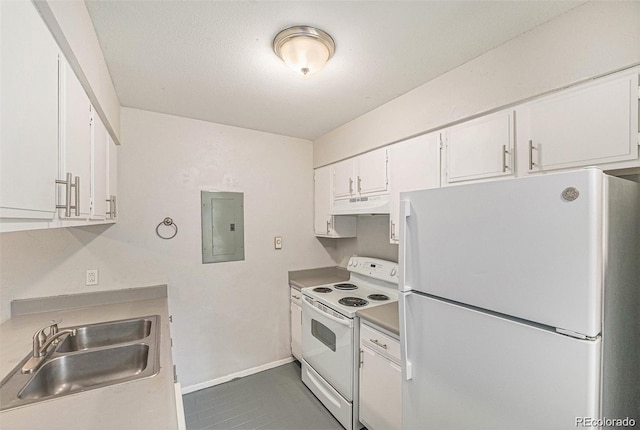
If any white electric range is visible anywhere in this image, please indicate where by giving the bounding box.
[300,256,399,430]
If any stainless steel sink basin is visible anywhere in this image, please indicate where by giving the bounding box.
[0,315,160,411]
[55,318,152,352]
[19,344,150,400]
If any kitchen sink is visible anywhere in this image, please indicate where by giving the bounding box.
[19,344,150,400]
[55,318,152,352]
[0,315,160,411]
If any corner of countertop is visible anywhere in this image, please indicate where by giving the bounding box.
[288,266,350,290]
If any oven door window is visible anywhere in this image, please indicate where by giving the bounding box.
[311,319,336,352]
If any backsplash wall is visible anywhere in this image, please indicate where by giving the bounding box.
[333,215,398,265]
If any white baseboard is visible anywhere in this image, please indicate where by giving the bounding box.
[181,356,295,395]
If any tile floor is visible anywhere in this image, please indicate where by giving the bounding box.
[182,361,343,430]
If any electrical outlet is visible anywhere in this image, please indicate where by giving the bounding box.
[274,236,282,249]
[86,269,99,286]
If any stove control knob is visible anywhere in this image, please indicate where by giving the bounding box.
[390,267,397,277]
[351,258,358,267]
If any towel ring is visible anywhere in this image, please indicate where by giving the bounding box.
[156,217,178,240]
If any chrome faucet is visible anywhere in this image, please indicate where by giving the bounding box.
[21,323,77,374]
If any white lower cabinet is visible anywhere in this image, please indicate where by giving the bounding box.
[174,382,186,430]
[359,322,402,430]
[290,287,302,360]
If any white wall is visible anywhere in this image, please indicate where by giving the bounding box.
[314,1,640,166]
[0,108,336,387]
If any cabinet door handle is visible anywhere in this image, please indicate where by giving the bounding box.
[55,173,79,216]
[390,221,395,240]
[357,176,362,193]
[326,220,331,234]
[55,172,73,217]
[528,140,537,170]
[106,195,117,219]
[72,176,80,216]
[502,145,510,172]
[370,338,388,349]
[348,178,353,195]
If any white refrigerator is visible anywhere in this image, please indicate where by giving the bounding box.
[398,168,640,429]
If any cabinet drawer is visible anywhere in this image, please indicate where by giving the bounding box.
[290,287,302,306]
[360,322,400,362]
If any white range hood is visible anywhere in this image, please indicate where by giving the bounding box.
[330,194,390,215]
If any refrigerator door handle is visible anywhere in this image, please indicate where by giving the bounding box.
[399,293,413,381]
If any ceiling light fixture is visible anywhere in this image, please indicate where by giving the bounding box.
[273,26,335,76]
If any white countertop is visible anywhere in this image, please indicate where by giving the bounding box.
[0,290,179,430]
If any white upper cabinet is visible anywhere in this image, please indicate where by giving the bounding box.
[356,149,389,196]
[92,111,109,219]
[0,3,117,232]
[332,159,354,200]
[518,70,639,173]
[388,132,440,243]
[0,1,60,221]
[331,148,388,200]
[59,61,92,219]
[314,166,356,238]
[108,134,118,220]
[442,109,515,184]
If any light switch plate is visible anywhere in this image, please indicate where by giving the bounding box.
[274,236,282,249]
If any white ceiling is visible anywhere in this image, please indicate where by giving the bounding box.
[85,1,584,140]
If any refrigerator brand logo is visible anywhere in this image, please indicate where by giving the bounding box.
[562,187,580,201]
[575,417,636,427]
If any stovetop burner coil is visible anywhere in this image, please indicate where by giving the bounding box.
[367,294,389,301]
[334,283,358,290]
[339,297,368,307]
[313,287,332,293]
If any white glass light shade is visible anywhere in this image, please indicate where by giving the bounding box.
[273,26,335,76]
[279,37,329,76]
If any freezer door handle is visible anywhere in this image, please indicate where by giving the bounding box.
[399,199,411,292]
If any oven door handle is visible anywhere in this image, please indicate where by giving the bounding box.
[303,299,351,327]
